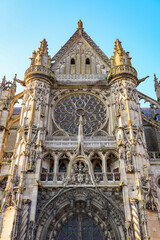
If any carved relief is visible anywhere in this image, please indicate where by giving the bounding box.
[146,176,159,213]
[35,188,125,240]
[68,161,92,185]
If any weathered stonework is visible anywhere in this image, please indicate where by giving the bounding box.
[0,21,160,240]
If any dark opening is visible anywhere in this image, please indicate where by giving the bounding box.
[59,162,67,172]
[86,58,90,64]
[71,58,75,64]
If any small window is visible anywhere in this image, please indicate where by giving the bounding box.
[71,58,75,64]
[50,161,54,173]
[86,58,90,64]
[94,163,102,173]
[59,163,67,172]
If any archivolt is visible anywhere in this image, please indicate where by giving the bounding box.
[35,187,126,240]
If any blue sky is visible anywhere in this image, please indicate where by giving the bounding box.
[0,0,160,102]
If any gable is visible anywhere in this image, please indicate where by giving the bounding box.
[52,37,110,75]
[51,22,110,78]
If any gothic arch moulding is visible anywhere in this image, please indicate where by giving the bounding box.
[35,187,126,240]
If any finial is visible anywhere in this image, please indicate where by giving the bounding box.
[77,19,83,29]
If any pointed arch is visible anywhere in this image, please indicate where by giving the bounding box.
[35,188,125,240]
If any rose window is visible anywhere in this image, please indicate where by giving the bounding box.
[54,94,107,135]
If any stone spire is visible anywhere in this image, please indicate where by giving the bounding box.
[29,39,51,68]
[108,39,137,83]
[110,39,132,68]
[154,74,160,102]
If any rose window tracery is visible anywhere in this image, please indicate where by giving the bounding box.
[54,94,107,135]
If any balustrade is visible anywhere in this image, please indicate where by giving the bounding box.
[25,65,54,78]
[110,65,137,77]
[40,173,54,182]
[55,73,107,81]
[40,172,121,185]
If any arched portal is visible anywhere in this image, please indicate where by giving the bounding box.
[35,188,126,240]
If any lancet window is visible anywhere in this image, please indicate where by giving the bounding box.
[41,153,54,181]
[91,153,103,182]
[59,154,69,173]
[71,58,75,64]
[106,153,120,182]
[91,153,102,173]
[86,58,90,64]
[57,153,70,181]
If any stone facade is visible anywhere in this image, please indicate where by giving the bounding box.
[0,20,160,239]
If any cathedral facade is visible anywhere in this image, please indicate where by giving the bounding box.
[0,20,160,239]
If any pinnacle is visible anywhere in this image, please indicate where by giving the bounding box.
[154,73,158,82]
[154,74,159,86]
[114,39,123,51]
[39,38,48,53]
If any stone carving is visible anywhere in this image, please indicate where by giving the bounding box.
[35,188,125,240]
[28,220,36,240]
[146,176,159,212]
[130,199,142,240]
[18,199,31,240]
[68,161,92,185]
[0,75,12,90]
[125,143,134,173]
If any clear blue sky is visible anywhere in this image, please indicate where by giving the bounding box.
[0,0,160,103]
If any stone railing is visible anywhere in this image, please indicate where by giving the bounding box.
[94,172,120,182]
[55,73,107,82]
[40,172,121,185]
[25,65,54,78]
[109,65,137,77]
[148,151,160,163]
[40,172,67,182]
